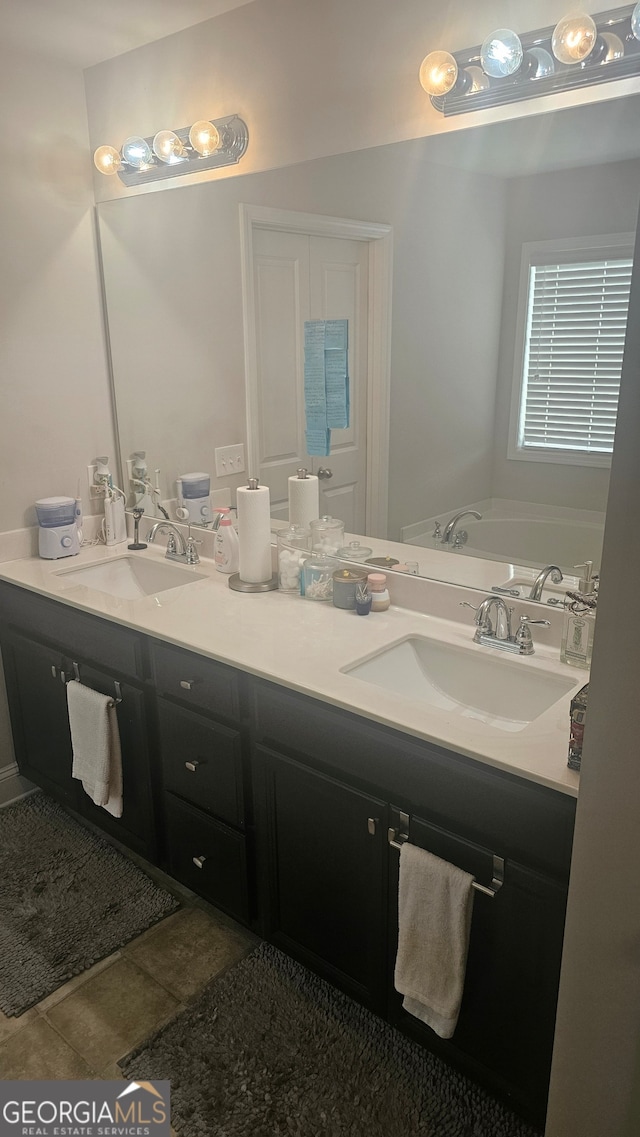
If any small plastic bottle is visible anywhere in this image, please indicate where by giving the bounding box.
[214,509,240,574]
[368,573,390,612]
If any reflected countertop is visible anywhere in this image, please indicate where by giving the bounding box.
[0,540,582,799]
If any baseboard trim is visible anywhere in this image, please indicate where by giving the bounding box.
[0,765,36,807]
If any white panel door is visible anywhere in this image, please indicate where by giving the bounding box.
[252,227,369,531]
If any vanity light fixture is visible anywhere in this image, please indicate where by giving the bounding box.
[420,3,640,116]
[93,115,249,185]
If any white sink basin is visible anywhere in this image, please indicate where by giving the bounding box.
[342,635,575,733]
[55,555,208,600]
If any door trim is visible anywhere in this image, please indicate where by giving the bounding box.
[240,203,392,538]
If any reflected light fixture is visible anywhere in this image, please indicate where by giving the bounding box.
[93,115,249,184]
[420,3,640,116]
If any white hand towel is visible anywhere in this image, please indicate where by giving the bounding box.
[67,680,123,818]
[394,842,475,1039]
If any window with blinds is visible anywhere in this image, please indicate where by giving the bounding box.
[512,246,633,465]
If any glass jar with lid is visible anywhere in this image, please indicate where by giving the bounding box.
[336,539,373,561]
[301,554,334,601]
[310,515,344,556]
[277,524,311,592]
[332,567,368,610]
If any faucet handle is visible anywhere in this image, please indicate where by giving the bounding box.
[515,614,551,654]
[185,526,201,565]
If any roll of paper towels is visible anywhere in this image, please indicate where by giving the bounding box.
[237,482,273,583]
[288,472,320,531]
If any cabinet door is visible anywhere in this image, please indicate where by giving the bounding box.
[72,662,156,861]
[254,746,388,1012]
[0,630,76,805]
[388,813,567,1124]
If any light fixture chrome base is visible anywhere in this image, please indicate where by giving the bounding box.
[117,115,249,186]
[228,573,279,593]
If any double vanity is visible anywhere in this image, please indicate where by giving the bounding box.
[0,535,582,1125]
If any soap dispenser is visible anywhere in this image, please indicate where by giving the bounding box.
[560,561,597,670]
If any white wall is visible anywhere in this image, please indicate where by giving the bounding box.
[84,0,640,206]
[0,46,115,534]
[0,44,114,774]
[492,158,640,512]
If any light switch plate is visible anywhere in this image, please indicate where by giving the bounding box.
[215,443,245,477]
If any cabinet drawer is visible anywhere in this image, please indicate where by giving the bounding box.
[151,641,240,721]
[158,699,244,828]
[0,581,144,679]
[164,794,249,923]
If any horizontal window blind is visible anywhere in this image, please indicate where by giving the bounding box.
[519,256,632,454]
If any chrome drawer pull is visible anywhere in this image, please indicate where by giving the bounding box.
[180,679,196,690]
[192,855,207,869]
[51,665,58,679]
[185,760,200,772]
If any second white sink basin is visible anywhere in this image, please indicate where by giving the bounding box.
[56,555,208,600]
[342,635,575,732]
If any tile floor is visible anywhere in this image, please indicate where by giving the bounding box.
[0,855,258,1137]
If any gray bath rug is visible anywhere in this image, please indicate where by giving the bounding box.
[120,941,541,1137]
[0,792,180,1016]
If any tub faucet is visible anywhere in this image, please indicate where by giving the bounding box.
[441,510,482,544]
[529,565,563,602]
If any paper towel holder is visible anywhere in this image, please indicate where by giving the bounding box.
[228,574,279,592]
[229,477,279,593]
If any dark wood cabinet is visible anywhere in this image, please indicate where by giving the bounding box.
[1,629,76,806]
[149,639,251,923]
[72,662,154,858]
[254,746,388,1011]
[0,585,156,860]
[250,677,574,1125]
[0,578,576,1125]
[387,810,568,1120]
[163,794,249,922]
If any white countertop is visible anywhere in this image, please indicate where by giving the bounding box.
[0,541,583,799]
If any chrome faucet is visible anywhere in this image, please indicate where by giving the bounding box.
[529,565,563,602]
[441,510,482,545]
[461,596,550,655]
[147,521,200,565]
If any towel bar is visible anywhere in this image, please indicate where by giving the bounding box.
[387,827,505,898]
[64,662,123,706]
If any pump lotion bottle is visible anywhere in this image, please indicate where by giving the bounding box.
[561,561,597,669]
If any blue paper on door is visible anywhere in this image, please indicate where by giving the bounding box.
[303,319,349,453]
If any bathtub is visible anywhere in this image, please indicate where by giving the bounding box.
[405,503,604,574]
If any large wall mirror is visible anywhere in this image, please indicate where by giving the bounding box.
[97,94,640,598]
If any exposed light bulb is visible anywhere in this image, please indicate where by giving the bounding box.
[480,29,523,78]
[188,120,221,157]
[93,145,122,175]
[419,51,459,96]
[551,13,597,64]
[152,130,187,164]
[465,65,490,93]
[528,47,556,78]
[600,32,624,61]
[122,136,153,169]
